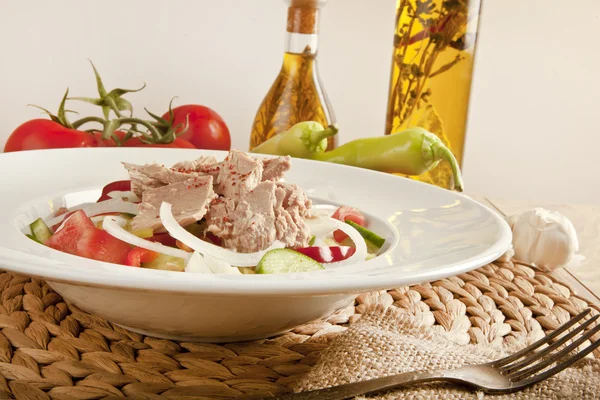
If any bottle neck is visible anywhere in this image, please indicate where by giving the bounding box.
[285,5,320,55]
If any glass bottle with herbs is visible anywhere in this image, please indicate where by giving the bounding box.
[249,0,337,151]
[385,0,481,189]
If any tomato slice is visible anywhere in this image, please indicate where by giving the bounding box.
[45,209,132,264]
[97,180,132,202]
[147,232,178,247]
[331,206,366,243]
[77,229,132,265]
[126,247,159,267]
[205,232,222,246]
[45,210,95,252]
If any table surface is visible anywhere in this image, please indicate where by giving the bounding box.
[470,195,600,306]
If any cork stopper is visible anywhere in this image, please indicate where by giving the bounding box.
[287,0,321,34]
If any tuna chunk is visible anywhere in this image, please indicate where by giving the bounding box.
[261,156,291,181]
[123,162,205,196]
[206,181,310,252]
[275,182,311,217]
[122,150,311,251]
[131,175,216,231]
[215,150,263,198]
[171,156,220,177]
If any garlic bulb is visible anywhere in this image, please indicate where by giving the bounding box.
[507,208,579,271]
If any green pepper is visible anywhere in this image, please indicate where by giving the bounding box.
[251,121,338,158]
[312,127,464,191]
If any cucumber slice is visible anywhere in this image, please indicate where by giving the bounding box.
[26,234,41,244]
[29,218,53,243]
[345,220,385,249]
[142,254,186,272]
[256,249,325,274]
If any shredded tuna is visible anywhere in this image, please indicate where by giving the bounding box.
[171,156,220,177]
[206,181,311,252]
[275,182,311,217]
[131,176,216,231]
[127,151,311,252]
[261,156,291,181]
[124,162,205,196]
[215,150,263,199]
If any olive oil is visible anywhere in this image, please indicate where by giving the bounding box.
[385,0,481,189]
[250,0,336,151]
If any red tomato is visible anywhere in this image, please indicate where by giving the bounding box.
[50,207,72,231]
[4,119,103,152]
[148,232,178,247]
[46,210,94,251]
[97,180,132,202]
[77,229,132,265]
[45,209,131,264]
[95,131,195,149]
[205,232,222,246]
[161,105,231,150]
[295,246,356,263]
[331,206,366,243]
[126,247,159,267]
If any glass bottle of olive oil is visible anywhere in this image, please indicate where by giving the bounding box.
[249,0,337,151]
[385,0,481,189]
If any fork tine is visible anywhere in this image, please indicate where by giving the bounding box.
[517,334,600,388]
[493,309,591,368]
[501,313,600,373]
[509,322,600,382]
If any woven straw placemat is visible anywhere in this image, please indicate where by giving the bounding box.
[0,254,597,399]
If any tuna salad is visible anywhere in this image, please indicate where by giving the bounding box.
[25,151,386,274]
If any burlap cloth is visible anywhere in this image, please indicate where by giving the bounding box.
[294,305,600,399]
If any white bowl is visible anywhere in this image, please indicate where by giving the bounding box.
[0,148,511,342]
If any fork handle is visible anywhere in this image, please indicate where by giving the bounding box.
[269,369,455,400]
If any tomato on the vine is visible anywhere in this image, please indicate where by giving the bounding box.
[3,119,103,152]
[161,105,231,151]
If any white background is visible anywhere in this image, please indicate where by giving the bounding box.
[0,1,598,204]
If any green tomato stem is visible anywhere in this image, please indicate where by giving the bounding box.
[117,118,161,141]
[72,116,106,129]
[105,96,124,118]
[72,116,162,142]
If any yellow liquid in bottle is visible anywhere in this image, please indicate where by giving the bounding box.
[250,1,336,151]
[250,50,336,151]
[385,0,481,189]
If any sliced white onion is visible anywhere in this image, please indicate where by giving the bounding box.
[185,252,212,273]
[45,198,139,227]
[309,204,337,218]
[107,191,141,203]
[304,215,337,238]
[324,218,368,268]
[90,214,129,226]
[205,254,242,274]
[159,202,285,267]
[185,252,241,274]
[102,216,190,260]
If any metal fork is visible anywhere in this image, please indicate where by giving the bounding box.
[251,309,600,400]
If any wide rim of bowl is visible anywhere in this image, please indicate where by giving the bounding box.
[0,148,513,296]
